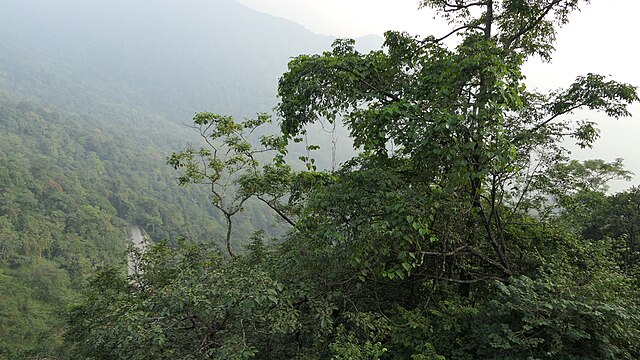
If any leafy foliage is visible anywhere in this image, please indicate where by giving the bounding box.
[66,1,640,359]
[0,1,343,357]
[66,241,298,360]
[168,113,292,256]
[0,97,276,357]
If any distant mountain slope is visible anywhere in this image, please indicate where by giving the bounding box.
[0,0,380,171]
[0,0,334,121]
[0,0,384,249]
[0,2,375,356]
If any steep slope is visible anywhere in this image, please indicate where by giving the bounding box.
[0,0,333,121]
[0,2,350,357]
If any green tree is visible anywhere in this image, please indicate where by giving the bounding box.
[168,112,293,256]
[277,0,637,285]
[272,0,640,357]
[575,186,640,279]
[66,241,298,360]
[67,1,640,359]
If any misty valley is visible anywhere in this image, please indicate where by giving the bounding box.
[1,0,640,359]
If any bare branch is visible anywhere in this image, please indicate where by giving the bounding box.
[256,195,296,227]
[443,1,488,12]
[422,24,485,44]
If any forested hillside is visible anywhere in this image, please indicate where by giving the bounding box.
[0,0,333,120]
[0,0,353,357]
[0,98,127,356]
[66,0,640,359]
[0,98,224,357]
[2,0,640,359]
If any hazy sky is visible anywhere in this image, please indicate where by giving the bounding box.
[237,0,446,38]
[238,0,640,189]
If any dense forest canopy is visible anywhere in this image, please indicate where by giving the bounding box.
[64,1,640,360]
[0,1,359,358]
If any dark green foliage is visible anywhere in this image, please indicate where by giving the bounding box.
[0,1,353,358]
[0,268,66,359]
[64,1,640,359]
[477,275,639,359]
[0,97,267,357]
[66,242,298,360]
[570,186,640,281]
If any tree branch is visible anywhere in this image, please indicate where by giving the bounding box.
[443,1,488,12]
[503,0,562,50]
[256,195,296,227]
[422,24,485,44]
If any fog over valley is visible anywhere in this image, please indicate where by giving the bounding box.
[1,1,640,358]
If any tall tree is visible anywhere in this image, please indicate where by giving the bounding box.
[67,1,640,358]
[277,0,638,284]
